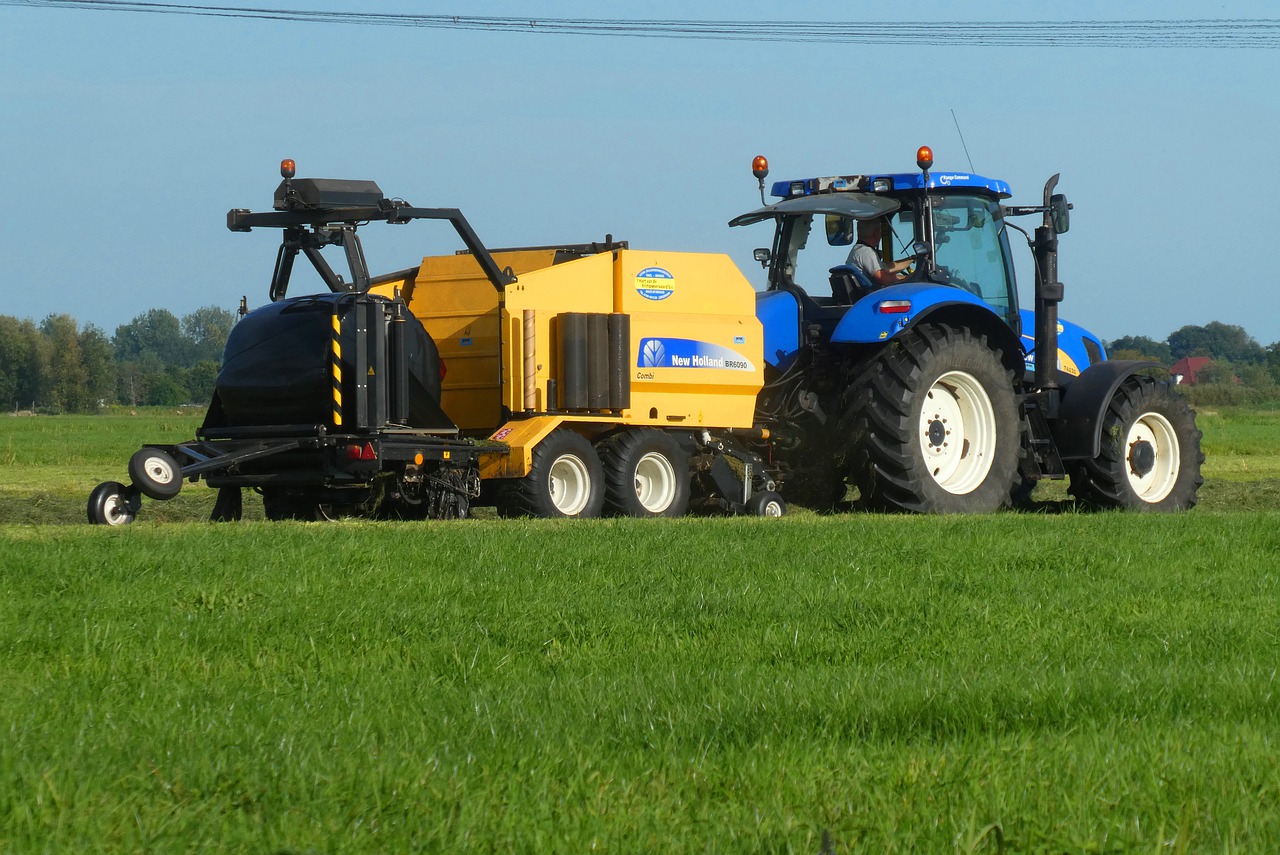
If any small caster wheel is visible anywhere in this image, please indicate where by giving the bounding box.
[128,447,182,500]
[88,481,141,526]
[747,490,787,517]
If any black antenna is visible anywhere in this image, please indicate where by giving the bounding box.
[951,109,976,173]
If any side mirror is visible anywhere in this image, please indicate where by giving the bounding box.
[1051,193,1071,234]
[753,247,772,268]
[825,215,854,246]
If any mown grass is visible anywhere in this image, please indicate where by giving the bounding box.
[1,407,1279,851]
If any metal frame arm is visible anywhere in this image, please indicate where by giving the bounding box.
[228,199,516,294]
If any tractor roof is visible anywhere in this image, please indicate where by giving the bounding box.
[770,172,1011,201]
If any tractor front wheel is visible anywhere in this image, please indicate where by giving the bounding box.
[845,323,1023,513]
[1068,378,1203,511]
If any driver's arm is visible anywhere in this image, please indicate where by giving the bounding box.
[869,267,906,287]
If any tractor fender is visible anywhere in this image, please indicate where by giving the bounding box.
[831,283,1023,372]
[1053,360,1161,460]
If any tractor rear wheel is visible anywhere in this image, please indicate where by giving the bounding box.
[497,429,605,518]
[845,323,1023,513]
[597,429,690,517]
[1068,378,1203,511]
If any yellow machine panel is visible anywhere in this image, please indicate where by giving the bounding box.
[500,249,763,430]
[371,250,565,431]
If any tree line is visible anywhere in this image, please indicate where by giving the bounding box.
[1108,321,1280,405]
[0,307,235,412]
[2,308,1278,414]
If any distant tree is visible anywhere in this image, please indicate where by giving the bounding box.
[182,306,235,365]
[114,308,191,367]
[40,314,89,412]
[79,324,117,408]
[182,360,220,404]
[0,316,33,410]
[116,352,165,408]
[144,372,186,407]
[1106,335,1172,364]
[1168,322,1265,363]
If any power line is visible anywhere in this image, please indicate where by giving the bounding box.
[3,0,1280,48]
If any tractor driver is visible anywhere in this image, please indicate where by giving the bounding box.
[847,217,912,287]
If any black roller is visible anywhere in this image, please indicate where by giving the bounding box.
[587,313,609,411]
[608,313,631,411]
[560,313,589,411]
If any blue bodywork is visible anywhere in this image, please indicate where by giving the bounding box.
[829,282,995,344]
[757,289,802,370]
[1019,310,1107,378]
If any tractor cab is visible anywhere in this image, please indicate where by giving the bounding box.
[731,148,1023,340]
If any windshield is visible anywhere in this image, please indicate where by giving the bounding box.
[774,206,918,297]
[930,195,1017,321]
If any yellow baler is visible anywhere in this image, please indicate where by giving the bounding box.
[373,246,766,488]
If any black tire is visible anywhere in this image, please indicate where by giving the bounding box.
[844,322,1023,513]
[210,487,243,522]
[597,429,691,517]
[261,489,325,521]
[88,481,140,526]
[747,490,787,517]
[1068,378,1203,511]
[497,429,605,518]
[780,450,848,512]
[128,447,183,500]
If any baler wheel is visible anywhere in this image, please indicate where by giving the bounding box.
[598,429,690,517]
[497,429,605,518]
[87,481,140,526]
[261,489,328,521]
[844,322,1023,513]
[1068,378,1203,511]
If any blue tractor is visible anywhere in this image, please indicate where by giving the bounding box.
[733,146,1203,513]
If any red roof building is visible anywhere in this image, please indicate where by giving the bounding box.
[1169,356,1212,385]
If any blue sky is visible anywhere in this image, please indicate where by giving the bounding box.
[2,1,1279,346]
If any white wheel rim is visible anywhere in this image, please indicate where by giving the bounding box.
[548,453,591,515]
[633,451,677,513]
[761,499,784,517]
[1125,411,1180,503]
[143,455,174,485]
[918,370,998,495]
[103,494,133,525]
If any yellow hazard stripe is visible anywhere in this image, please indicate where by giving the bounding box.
[331,313,343,426]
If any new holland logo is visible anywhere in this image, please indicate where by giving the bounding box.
[641,339,666,367]
[635,267,675,301]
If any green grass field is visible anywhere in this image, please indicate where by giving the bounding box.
[2,408,1279,851]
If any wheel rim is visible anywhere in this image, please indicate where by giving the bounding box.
[918,370,998,495]
[142,455,175,486]
[1125,411,1180,503]
[761,499,784,517]
[633,451,677,513]
[548,453,592,515]
[102,493,134,525]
